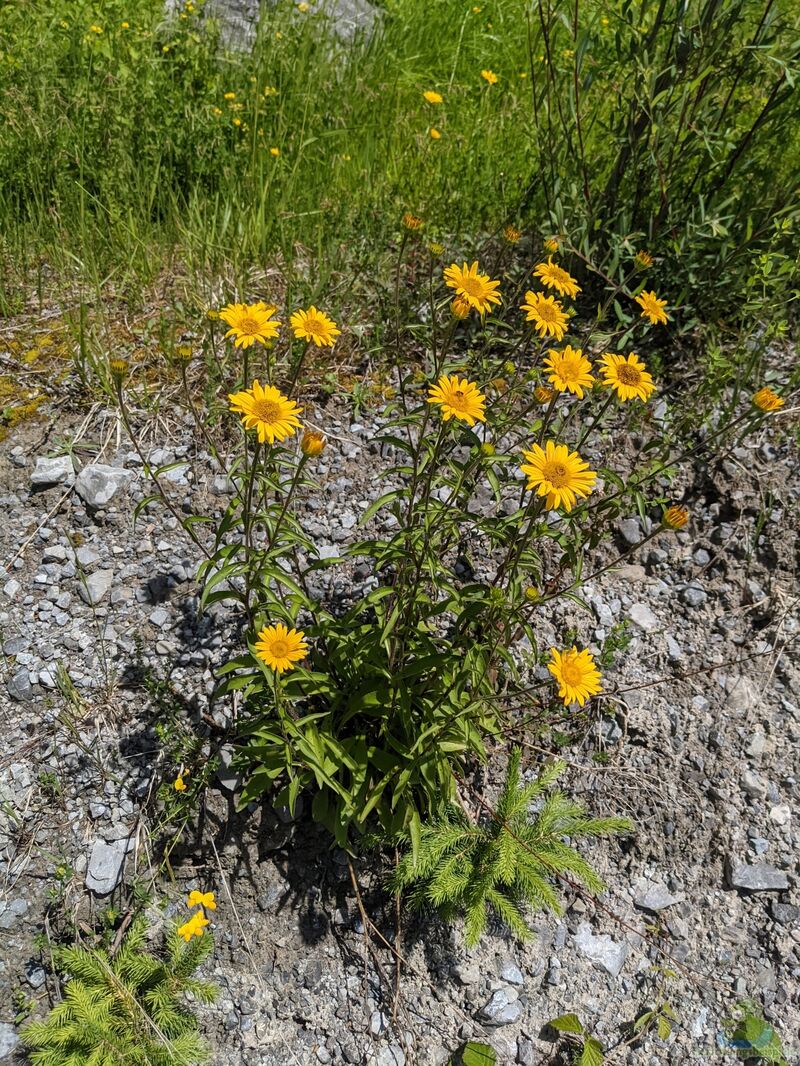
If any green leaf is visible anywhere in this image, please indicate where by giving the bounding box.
[578,1036,605,1066]
[457,1042,497,1066]
[549,1013,584,1035]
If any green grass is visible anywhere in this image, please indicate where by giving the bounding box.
[1,0,799,319]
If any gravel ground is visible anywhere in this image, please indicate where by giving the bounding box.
[1,373,798,1065]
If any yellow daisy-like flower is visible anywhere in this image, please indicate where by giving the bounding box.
[173,773,187,792]
[270,146,280,157]
[255,623,308,673]
[520,440,596,511]
[533,257,581,299]
[228,380,303,445]
[301,430,326,457]
[503,224,521,244]
[548,646,602,706]
[544,237,560,254]
[427,375,486,426]
[521,291,568,341]
[663,505,689,530]
[444,261,502,315]
[423,90,443,104]
[752,386,784,412]
[544,346,594,398]
[599,352,655,403]
[481,69,498,84]
[635,290,669,325]
[219,302,280,349]
[177,911,209,943]
[429,127,441,139]
[402,213,423,231]
[290,306,341,347]
[635,250,654,269]
[187,890,216,911]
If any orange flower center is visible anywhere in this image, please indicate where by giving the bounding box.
[537,301,559,322]
[559,656,584,685]
[617,364,641,385]
[253,399,282,423]
[542,460,569,487]
[460,276,485,297]
[269,639,289,658]
[240,316,262,335]
[558,359,582,381]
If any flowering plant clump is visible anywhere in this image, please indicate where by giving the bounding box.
[121,230,787,864]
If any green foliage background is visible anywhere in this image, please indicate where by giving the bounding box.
[0,0,798,315]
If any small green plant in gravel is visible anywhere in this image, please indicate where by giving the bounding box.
[720,1001,789,1064]
[547,1013,605,1065]
[391,749,631,945]
[22,916,216,1066]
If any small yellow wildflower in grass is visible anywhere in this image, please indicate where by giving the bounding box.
[173,773,187,792]
[544,237,560,254]
[187,890,216,910]
[427,375,486,426]
[290,307,341,347]
[121,21,130,29]
[480,441,495,457]
[224,91,236,100]
[206,308,220,320]
[520,441,596,511]
[429,242,444,257]
[423,90,443,104]
[481,69,498,84]
[663,505,690,530]
[220,301,280,348]
[108,358,129,383]
[451,296,472,320]
[301,430,326,457]
[521,291,568,341]
[402,213,423,231]
[229,381,302,445]
[89,24,103,34]
[752,386,784,412]
[429,127,441,139]
[212,106,223,116]
[297,1,310,10]
[177,911,209,942]
[544,346,594,398]
[255,623,308,673]
[534,385,554,404]
[635,250,654,269]
[548,646,602,706]
[233,118,242,127]
[533,257,581,299]
[444,261,502,315]
[270,146,280,157]
[599,352,655,403]
[175,344,193,361]
[635,290,669,325]
[503,224,521,244]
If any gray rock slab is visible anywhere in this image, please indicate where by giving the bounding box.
[478,987,522,1026]
[85,837,132,895]
[78,569,114,606]
[31,454,75,487]
[74,464,133,508]
[728,861,789,892]
[0,1023,20,1059]
[573,921,628,977]
[634,878,685,912]
[628,602,659,632]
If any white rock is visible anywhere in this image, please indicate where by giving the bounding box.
[573,922,629,977]
[628,602,659,632]
[74,464,133,508]
[85,838,132,895]
[31,454,75,487]
[78,569,114,606]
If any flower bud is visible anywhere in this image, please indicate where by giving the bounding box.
[451,295,472,320]
[301,430,326,457]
